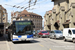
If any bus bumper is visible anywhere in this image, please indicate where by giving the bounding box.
[12,38,34,42]
[26,38,33,41]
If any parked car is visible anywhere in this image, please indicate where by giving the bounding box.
[37,30,40,34]
[47,30,51,34]
[63,28,75,43]
[50,30,63,39]
[37,30,49,38]
[35,30,40,37]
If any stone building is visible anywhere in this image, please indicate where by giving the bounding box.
[44,0,75,31]
[44,10,52,30]
[11,11,21,23]
[0,5,8,26]
[11,10,42,31]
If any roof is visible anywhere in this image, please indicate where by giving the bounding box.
[21,9,29,15]
[11,11,21,16]
[0,5,6,10]
[17,9,42,17]
[29,12,41,16]
[13,20,32,22]
[48,10,52,14]
[63,20,70,25]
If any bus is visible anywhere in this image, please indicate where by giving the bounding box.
[8,20,34,42]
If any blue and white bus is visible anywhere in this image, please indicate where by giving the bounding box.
[8,20,34,42]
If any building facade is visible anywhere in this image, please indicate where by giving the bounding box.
[0,5,8,26]
[11,10,42,31]
[44,0,75,31]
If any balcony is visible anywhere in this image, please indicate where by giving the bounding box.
[60,6,65,11]
[52,9,56,13]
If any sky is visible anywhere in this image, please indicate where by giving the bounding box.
[0,0,54,27]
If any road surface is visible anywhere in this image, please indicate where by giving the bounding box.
[7,37,75,50]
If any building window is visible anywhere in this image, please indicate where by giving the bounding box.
[25,15,27,17]
[3,18,5,20]
[37,16,39,18]
[3,15,5,17]
[33,16,34,17]
[35,16,36,18]
[38,16,39,18]
[3,11,5,13]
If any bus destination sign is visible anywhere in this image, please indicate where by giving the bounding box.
[15,22,31,25]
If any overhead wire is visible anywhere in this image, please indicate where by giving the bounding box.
[16,0,27,5]
[5,0,48,10]
[27,0,48,10]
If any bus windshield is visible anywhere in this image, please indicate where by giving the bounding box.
[14,22,33,35]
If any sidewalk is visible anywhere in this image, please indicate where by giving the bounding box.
[0,35,8,50]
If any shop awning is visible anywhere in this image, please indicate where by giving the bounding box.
[63,20,71,25]
[63,22,71,25]
[47,24,51,27]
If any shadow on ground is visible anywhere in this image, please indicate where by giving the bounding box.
[0,36,6,41]
[64,41,75,43]
[13,40,40,44]
[55,38,63,40]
